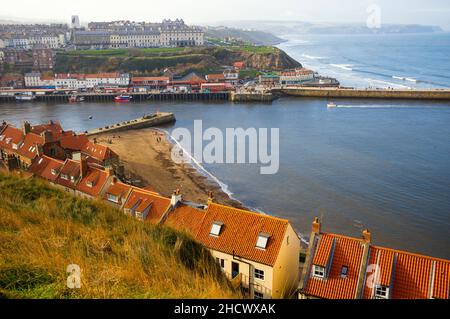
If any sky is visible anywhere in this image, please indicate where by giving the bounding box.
[1,0,449,29]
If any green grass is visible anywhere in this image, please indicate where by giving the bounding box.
[228,45,279,54]
[0,171,239,299]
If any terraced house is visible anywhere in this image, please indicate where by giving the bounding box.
[162,196,301,299]
[299,218,450,299]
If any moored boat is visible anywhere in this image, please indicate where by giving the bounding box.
[114,95,132,102]
[68,95,85,103]
[15,92,35,101]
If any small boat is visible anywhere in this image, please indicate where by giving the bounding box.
[15,92,35,101]
[69,95,85,103]
[114,95,132,103]
[327,102,337,108]
[88,116,93,120]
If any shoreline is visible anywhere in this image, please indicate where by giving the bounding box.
[94,127,247,210]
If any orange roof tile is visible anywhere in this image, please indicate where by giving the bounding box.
[195,203,288,267]
[206,74,225,80]
[0,125,24,151]
[433,260,450,299]
[59,134,89,151]
[29,155,64,182]
[124,188,171,223]
[312,235,335,267]
[16,133,44,160]
[56,159,81,189]
[103,180,132,204]
[81,141,117,162]
[303,226,450,299]
[165,204,207,235]
[76,166,109,197]
[304,234,364,299]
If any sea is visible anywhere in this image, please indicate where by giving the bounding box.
[1,33,449,259]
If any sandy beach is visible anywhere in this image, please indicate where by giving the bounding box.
[94,128,245,209]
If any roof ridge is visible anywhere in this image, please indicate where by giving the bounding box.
[209,202,289,224]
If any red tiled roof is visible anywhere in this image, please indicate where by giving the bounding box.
[30,121,71,139]
[132,77,170,83]
[303,229,450,299]
[305,234,364,299]
[206,74,225,81]
[29,155,64,182]
[59,134,89,151]
[16,133,44,160]
[165,204,207,235]
[81,141,116,162]
[0,125,24,151]
[55,159,81,189]
[76,166,109,197]
[124,188,171,223]
[195,203,288,267]
[312,235,335,267]
[103,180,132,204]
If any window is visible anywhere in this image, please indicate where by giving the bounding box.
[210,221,223,236]
[374,285,389,299]
[215,258,225,269]
[254,292,264,299]
[254,269,265,280]
[312,265,325,279]
[256,233,270,249]
[341,266,349,278]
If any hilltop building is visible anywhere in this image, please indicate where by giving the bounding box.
[73,19,204,49]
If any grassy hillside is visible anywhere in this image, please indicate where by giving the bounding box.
[0,171,239,299]
[54,46,301,76]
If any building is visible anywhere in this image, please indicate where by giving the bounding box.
[74,19,204,49]
[24,72,56,88]
[258,73,280,86]
[71,16,81,29]
[205,73,225,83]
[298,218,450,299]
[223,69,239,85]
[279,68,315,85]
[131,76,170,90]
[163,197,301,299]
[55,73,130,89]
[32,47,55,70]
[0,122,66,170]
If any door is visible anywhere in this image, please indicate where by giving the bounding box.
[232,262,240,279]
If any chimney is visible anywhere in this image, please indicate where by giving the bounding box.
[171,189,182,207]
[36,144,44,157]
[105,165,114,176]
[312,217,321,234]
[23,121,31,135]
[362,229,371,244]
[80,156,88,179]
[207,191,214,205]
[41,130,53,144]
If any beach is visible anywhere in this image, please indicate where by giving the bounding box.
[94,128,245,209]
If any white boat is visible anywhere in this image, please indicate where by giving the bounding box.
[15,93,36,101]
[327,102,337,108]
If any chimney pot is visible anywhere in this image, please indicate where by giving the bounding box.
[312,217,321,234]
[362,229,371,243]
[171,189,182,206]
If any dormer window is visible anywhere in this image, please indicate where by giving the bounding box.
[374,285,389,299]
[210,221,223,237]
[341,266,349,278]
[312,265,325,279]
[256,233,270,250]
[61,173,68,180]
[86,181,94,188]
[51,168,58,176]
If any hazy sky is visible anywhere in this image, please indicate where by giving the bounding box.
[1,0,450,29]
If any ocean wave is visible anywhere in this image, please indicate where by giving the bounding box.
[302,54,327,60]
[329,64,353,71]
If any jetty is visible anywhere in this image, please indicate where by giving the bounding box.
[276,87,450,100]
[85,112,176,136]
[230,91,276,103]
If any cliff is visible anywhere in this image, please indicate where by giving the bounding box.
[54,46,301,76]
[0,171,238,299]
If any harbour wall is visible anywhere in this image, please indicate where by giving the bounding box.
[86,112,176,136]
[277,88,450,100]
